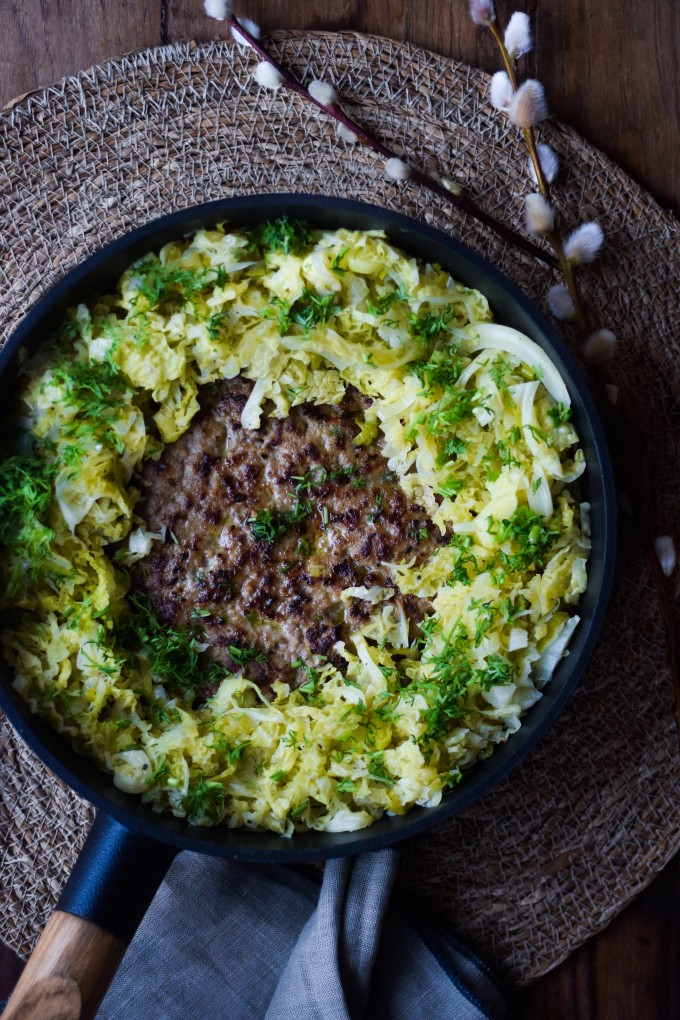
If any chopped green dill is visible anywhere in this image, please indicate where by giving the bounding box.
[248,499,313,543]
[262,295,293,335]
[498,595,529,622]
[270,769,288,783]
[524,423,550,444]
[290,288,343,331]
[531,477,543,493]
[248,217,314,256]
[291,465,327,496]
[183,777,227,824]
[117,591,202,696]
[366,285,406,316]
[489,506,560,572]
[206,730,251,765]
[263,288,343,335]
[547,402,572,426]
[366,489,384,523]
[331,247,350,275]
[424,388,487,437]
[190,606,212,619]
[290,800,310,819]
[496,440,521,468]
[411,342,464,393]
[410,305,455,345]
[489,356,517,405]
[475,654,514,690]
[139,694,181,728]
[407,618,476,744]
[208,311,228,339]
[367,752,396,787]
[446,534,478,588]
[468,597,499,647]
[437,476,464,498]
[0,452,57,596]
[299,666,321,702]
[227,643,267,666]
[336,777,357,793]
[131,262,212,311]
[48,357,132,463]
[146,757,170,787]
[435,436,467,468]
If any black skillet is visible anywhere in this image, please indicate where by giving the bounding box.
[0,195,616,1018]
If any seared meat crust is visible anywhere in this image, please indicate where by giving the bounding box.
[136,378,440,698]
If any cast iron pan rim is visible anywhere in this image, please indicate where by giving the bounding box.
[0,193,617,862]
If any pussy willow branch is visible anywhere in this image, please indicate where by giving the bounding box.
[486,14,680,744]
[227,15,558,268]
[487,20,587,332]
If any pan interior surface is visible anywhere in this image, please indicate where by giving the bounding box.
[0,195,616,861]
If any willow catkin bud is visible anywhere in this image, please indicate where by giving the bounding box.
[583,329,617,364]
[530,144,559,185]
[525,194,554,235]
[509,80,548,128]
[490,71,513,112]
[308,80,338,106]
[504,12,532,57]
[547,284,575,320]
[384,158,411,182]
[469,0,496,26]
[230,17,261,48]
[204,0,229,20]
[654,536,677,577]
[254,61,284,90]
[564,222,605,264]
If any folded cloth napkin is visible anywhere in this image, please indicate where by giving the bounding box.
[96,849,506,1020]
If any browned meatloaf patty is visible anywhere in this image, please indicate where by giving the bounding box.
[135,378,441,699]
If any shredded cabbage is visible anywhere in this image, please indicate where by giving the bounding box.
[0,222,589,834]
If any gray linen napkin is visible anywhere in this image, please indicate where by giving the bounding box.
[96,850,506,1020]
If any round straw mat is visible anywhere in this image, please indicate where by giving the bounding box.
[0,31,678,986]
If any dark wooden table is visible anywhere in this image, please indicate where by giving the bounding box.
[1,2,679,1016]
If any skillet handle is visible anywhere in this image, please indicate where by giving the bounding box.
[3,811,178,1020]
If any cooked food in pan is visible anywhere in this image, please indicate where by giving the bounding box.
[0,220,589,833]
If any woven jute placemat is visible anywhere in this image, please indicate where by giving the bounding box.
[0,31,678,986]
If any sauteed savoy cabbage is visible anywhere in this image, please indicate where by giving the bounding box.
[0,219,589,833]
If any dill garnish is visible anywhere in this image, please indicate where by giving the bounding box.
[0,453,56,597]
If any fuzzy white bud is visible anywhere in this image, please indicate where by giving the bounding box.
[504,12,532,57]
[441,176,464,196]
[547,284,575,320]
[469,0,496,25]
[254,61,284,90]
[529,143,559,185]
[385,157,411,182]
[337,122,358,144]
[204,0,229,20]
[308,80,338,106]
[230,17,261,48]
[564,222,604,264]
[525,193,555,235]
[509,79,548,129]
[654,535,677,577]
[490,71,513,112]
[583,329,617,365]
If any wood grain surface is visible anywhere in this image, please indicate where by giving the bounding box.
[1,1,678,1017]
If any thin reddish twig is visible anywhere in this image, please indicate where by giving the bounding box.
[227,15,558,269]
